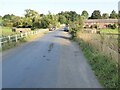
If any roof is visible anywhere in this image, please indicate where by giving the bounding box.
[84,19,118,23]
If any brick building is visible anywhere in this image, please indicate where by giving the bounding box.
[84,19,118,29]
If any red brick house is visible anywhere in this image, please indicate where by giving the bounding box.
[84,19,118,29]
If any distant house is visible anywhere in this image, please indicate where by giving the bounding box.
[84,19,118,29]
[12,27,31,33]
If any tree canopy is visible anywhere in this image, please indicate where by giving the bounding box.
[89,10,102,19]
[81,10,89,19]
[1,9,118,29]
[110,10,118,19]
[102,13,109,19]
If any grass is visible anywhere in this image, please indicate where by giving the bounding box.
[72,32,119,88]
[1,38,26,51]
[0,27,19,37]
[100,28,119,34]
[76,38,119,88]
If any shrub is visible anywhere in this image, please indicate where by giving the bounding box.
[90,24,99,29]
[108,24,117,29]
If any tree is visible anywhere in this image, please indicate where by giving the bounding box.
[90,10,102,19]
[118,11,120,19]
[12,16,23,27]
[39,16,50,28]
[102,13,109,19]
[57,11,79,23]
[110,10,118,19]
[0,16,2,26]
[0,16,2,19]
[58,15,66,24]
[2,14,15,20]
[2,14,16,27]
[24,9,41,29]
[24,9,39,18]
[81,10,89,19]
[69,16,83,38]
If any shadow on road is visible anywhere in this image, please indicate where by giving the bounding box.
[54,35,71,40]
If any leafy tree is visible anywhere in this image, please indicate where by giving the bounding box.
[118,11,120,19]
[57,11,79,23]
[2,19,13,27]
[90,10,102,19]
[40,16,50,28]
[0,16,2,20]
[108,24,117,29]
[58,15,66,24]
[110,10,118,19]
[24,9,39,18]
[24,9,41,29]
[2,14,15,20]
[81,10,89,19]
[69,16,83,38]
[0,16,2,26]
[102,13,109,19]
[2,14,16,27]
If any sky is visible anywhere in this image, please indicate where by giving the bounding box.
[0,0,119,17]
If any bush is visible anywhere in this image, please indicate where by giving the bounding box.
[108,24,117,29]
[69,17,83,38]
[90,24,99,29]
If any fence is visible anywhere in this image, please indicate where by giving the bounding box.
[0,29,48,48]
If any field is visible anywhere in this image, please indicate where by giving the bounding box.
[100,28,118,34]
[0,27,18,37]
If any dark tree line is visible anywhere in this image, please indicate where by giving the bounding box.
[89,10,118,19]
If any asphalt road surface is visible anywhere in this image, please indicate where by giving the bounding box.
[2,29,101,88]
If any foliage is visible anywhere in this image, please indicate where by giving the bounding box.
[90,24,99,29]
[81,10,89,19]
[58,15,66,24]
[89,10,102,19]
[1,9,118,30]
[108,24,117,29]
[58,11,80,24]
[0,27,16,36]
[102,13,109,19]
[110,10,118,19]
[118,11,120,19]
[39,16,50,28]
[69,17,83,38]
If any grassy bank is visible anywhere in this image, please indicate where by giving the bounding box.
[73,32,119,88]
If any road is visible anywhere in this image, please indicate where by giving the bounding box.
[2,29,101,88]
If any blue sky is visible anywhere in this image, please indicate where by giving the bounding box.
[0,0,119,16]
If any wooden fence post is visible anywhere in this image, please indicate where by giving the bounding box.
[15,35,18,42]
[8,36,10,41]
[21,33,23,38]
[0,41,1,48]
[25,33,27,37]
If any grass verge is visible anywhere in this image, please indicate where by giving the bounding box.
[73,36,119,88]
